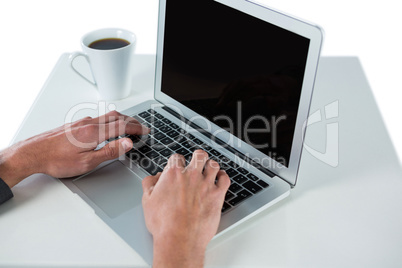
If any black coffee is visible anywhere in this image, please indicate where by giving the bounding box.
[89,38,130,50]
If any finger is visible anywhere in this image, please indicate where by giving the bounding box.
[125,121,150,136]
[142,172,162,195]
[203,159,221,182]
[70,111,127,128]
[188,149,209,172]
[166,153,186,170]
[69,112,142,132]
[89,137,133,165]
[91,111,138,125]
[215,170,231,191]
[95,120,150,143]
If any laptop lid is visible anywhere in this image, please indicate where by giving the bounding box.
[154,0,323,186]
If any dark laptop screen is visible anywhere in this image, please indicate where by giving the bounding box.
[161,0,310,167]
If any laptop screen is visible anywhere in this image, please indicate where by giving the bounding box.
[160,0,310,167]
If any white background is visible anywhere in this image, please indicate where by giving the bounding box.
[0,0,401,163]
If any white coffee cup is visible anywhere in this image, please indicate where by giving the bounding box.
[69,28,136,100]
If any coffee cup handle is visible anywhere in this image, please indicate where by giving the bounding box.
[69,52,97,86]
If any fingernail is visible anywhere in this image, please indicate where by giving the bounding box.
[121,139,132,151]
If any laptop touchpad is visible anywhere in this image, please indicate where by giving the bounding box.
[73,161,143,219]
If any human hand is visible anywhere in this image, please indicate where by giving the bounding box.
[0,111,149,187]
[142,150,230,268]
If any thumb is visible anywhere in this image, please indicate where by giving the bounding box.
[142,172,162,196]
[92,138,133,164]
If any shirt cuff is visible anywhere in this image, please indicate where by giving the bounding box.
[0,177,14,205]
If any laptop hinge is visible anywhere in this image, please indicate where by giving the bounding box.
[162,106,278,179]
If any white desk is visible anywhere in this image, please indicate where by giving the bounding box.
[0,55,401,267]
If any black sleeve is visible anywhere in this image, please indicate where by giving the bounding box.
[0,177,13,205]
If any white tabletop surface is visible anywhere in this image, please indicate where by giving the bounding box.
[0,52,401,267]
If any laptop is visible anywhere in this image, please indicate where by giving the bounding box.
[62,0,323,264]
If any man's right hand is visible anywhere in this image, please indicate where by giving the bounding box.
[142,150,230,268]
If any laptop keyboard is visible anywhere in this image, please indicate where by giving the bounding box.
[123,109,269,213]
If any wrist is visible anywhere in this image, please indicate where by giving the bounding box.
[0,141,39,188]
[153,233,206,268]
